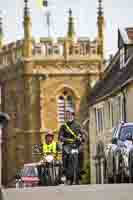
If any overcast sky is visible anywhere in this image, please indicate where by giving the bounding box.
[0,0,133,58]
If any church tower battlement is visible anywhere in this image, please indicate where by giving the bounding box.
[0,0,105,186]
[0,1,105,66]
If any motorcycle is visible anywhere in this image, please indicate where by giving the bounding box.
[63,137,81,185]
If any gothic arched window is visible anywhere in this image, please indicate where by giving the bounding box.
[57,91,75,125]
[57,96,65,124]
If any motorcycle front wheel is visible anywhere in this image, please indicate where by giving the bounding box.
[67,153,79,185]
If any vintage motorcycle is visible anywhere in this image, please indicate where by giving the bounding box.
[63,136,82,185]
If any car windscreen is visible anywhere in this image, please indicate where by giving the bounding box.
[112,126,118,138]
[119,125,133,141]
[21,166,38,177]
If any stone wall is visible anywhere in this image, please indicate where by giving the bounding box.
[1,56,101,186]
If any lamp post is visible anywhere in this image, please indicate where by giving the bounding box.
[0,112,10,187]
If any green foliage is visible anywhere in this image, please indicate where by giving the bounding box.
[81,159,90,184]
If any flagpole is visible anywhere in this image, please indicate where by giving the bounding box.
[44,0,50,37]
[39,0,49,37]
[46,11,51,37]
[39,0,53,38]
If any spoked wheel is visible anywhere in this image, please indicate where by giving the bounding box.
[104,156,114,183]
[67,153,79,185]
[47,163,55,185]
[129,151,133,183]
[54,163,62,185]
[73,154,80,184]
[104,158,110,184]
[114,153,122,183]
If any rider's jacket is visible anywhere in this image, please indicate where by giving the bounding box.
[43,141,57,154]
[58,120,84,145]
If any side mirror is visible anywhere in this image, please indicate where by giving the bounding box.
[112,138,117,144]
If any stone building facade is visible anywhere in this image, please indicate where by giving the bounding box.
[88,27,133,184]
[0,0,104,185]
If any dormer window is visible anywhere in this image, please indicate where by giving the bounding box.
[120,47,125,68]
[57,94,75,125]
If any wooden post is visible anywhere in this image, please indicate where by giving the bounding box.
[0,113,10,187]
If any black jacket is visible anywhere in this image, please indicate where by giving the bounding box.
[58,120,84,144]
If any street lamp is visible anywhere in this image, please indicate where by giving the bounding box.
[0,112,10,187]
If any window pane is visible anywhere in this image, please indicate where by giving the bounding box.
[119,126,133,141]
[57,94,75,125]
[21,166,38,177]
[97,107,104,133]
[57,96,65,124]
[66,95,74,110]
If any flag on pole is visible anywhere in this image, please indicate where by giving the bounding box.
[37,0,48,8]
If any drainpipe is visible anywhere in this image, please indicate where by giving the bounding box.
[122,90,127,122]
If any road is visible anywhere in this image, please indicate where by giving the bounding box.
[1,184,133,200]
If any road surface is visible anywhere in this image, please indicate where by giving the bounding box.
[1,184,133,200]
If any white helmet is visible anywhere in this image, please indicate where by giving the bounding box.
[66,107,75,114]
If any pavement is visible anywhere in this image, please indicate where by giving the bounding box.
[1,184,133,200]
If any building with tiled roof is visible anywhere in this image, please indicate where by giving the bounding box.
[88,26,133,184]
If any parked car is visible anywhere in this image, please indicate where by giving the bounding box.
[104,121,133,183]
[15,163,40,188]
[15,159,62,188]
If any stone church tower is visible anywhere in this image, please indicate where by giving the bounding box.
[0,0,105,185]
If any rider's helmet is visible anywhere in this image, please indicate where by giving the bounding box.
[45,129,54,144]
[65,107,75,115]
[45,129,54,138]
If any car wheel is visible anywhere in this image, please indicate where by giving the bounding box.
[113,151,122,183]
[129,150,133,183]
[104,157,114,183]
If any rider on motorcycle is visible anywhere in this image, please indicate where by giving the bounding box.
[58,107,85,182]
[38,129,62,185]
